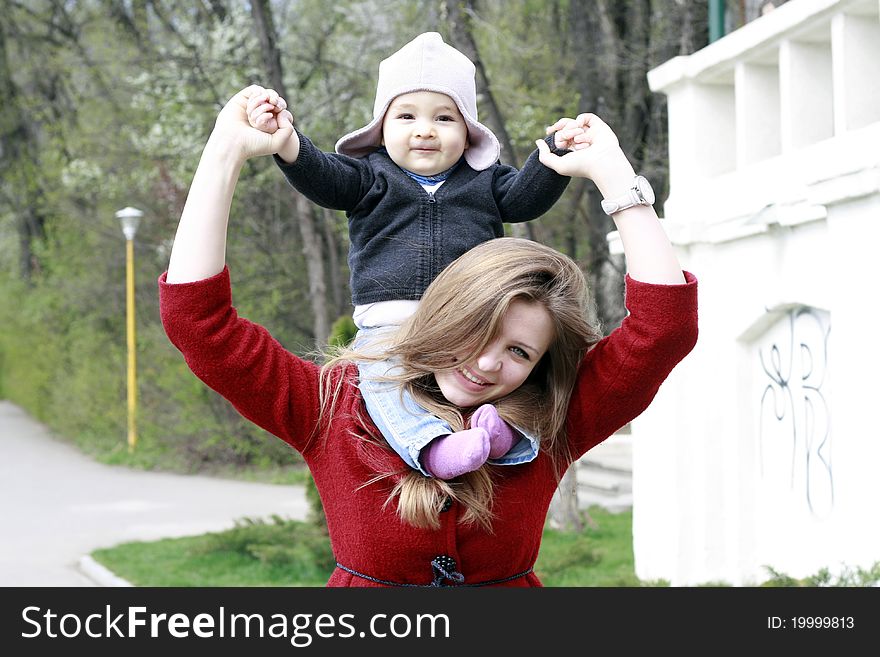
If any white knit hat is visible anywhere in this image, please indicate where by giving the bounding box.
[335,32,501,171]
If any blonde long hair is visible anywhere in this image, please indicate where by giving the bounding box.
[320,238,601,530]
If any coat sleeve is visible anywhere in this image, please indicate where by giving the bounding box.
[158,267,322,454]
[273,130,373,212]
[493,134,571,223]
[565,272,699,460]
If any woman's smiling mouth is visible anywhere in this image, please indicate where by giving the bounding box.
[457,366,491,388]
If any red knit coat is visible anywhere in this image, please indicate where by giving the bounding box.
[159,267,698,587]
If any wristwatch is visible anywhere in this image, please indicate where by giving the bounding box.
[600,175,655,215]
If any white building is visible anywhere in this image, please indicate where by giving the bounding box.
[627,0,880,585]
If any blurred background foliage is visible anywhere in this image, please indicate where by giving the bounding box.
[0,0,717,473]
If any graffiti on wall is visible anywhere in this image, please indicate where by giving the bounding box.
[757,306,832,517]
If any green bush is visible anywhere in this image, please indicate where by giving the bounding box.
[327,313,357,348]
[0,247,308,474]
[197,515,335,581]
[761,562,880,587]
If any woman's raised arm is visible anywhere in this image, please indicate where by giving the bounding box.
[166,85,294,283]
[536,114,685,285]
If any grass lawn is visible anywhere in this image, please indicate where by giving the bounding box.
[91,506,880,587]
[91,506,649,587]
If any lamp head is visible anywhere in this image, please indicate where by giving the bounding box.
[116,206,144,240]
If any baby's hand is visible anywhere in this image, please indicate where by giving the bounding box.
[546,116,589,151]
[246,86,293,133]
[536,113,624,180]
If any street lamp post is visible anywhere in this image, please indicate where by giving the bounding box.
[116,206,143,453]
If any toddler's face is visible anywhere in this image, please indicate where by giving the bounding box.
[381,91,469,176]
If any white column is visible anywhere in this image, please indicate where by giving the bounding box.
[735,61,781,167]
[666,80,736,189]
[779,39,833,152]
[832,11,880,134]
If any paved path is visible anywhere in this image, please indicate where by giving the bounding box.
[0,400,307,586]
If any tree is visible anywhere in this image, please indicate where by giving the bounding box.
[0,52,44,281]
[443,0,535,240]
[551,0,708,528]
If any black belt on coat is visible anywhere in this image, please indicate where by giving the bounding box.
[335,554,533,587]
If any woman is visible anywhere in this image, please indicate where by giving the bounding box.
[160,86,698,587]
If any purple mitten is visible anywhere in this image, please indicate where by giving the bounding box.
[471,404,520,459]
[421,428,490,479]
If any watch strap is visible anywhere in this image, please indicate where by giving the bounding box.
[601,176,652,216]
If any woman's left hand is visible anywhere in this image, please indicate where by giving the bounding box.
[537,113,631,185]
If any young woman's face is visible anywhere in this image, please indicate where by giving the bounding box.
[381,91,469,176]
[435,299,555,408]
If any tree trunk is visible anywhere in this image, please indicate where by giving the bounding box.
[250,0,330,347]
[321,208,347,318]
[547,464,584,532]
[296,196,330,347]
[0,20,45,282]
[249,0,289,122]
[546,0,711,531]
[444,0,534,240]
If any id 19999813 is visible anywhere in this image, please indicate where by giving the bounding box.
[768,616,855,630]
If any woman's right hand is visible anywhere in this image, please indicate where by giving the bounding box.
[210,85,295,164]
[166,85,296,284]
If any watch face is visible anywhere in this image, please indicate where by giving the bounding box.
[636,176,655,204]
